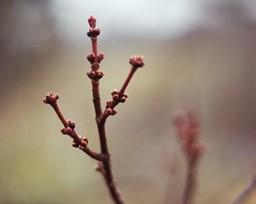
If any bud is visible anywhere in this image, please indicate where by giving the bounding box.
[97,52,105,63]
[88,16,96,28]
[87,53,96,64]
[87,28,101,38]
[129,55,144,69]
[43,93,59,105]
[67,120,76,129]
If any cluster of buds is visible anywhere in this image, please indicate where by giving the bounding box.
[87,53,104,65]
[86,16,105,81]
[60,120,88,149]
[173,111,203,162]
[111,90,128,103]
[43,93,59,106]
[43,93,88,149]
[87,16,101,38]
[102,90,128,117]
[129,55,144,69]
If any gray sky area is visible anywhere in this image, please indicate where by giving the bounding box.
[50,0,256,42]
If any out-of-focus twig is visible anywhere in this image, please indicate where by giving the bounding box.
[231,175,256,204]
[172,111,204,204]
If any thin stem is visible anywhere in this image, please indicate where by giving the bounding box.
[119,68,136,97]
[43,93,106,162]
[87,16,125,204]
[93,64,142,204]
[172,111,203,204]
[99,62,143,123]
[182,158,198,204]
[91,79,121,203]
[91,80,102,118]
[92,38,98,57]
[51,103,68,128]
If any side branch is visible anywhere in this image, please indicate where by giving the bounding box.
[43,93,107,162]
[231,175,256,204]
[99,55,144,123]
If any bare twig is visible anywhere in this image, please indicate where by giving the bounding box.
[44,15,144,204]
[172,111,204,204]
[43,93,107,162]
[86,16,144,204]
[231,175,256,204]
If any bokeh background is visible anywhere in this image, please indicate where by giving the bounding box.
[0,0,256,203]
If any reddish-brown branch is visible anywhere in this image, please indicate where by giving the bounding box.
[91,80,102,118]
[119,65,139,96]
[43,93,107,162]
[86,16,144,204]
[99,56,144,123]
[173,111,203,204]
[182,157,199,204]
[44,16,144,204]
[87,16,122,204]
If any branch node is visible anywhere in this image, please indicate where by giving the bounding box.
[87,70,104,81]
[87,53,96,64]
[111,90,128,103]
[61,127,73,135]
[67,120,76,129]
[106,108,117,116]
[87,28,101,38]
[95,162,106,176]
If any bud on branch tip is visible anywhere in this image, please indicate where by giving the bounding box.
[129,55,144,69]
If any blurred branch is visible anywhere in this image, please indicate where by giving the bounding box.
[164,158,181,204]
[172,111,204,204]
[231,175,256,204]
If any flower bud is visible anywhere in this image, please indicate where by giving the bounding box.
[87,53,96,64]
[129,55,144,69]
[97,52,104,63]
[88,16,96,28]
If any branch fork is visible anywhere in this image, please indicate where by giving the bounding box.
[43,16,144,204]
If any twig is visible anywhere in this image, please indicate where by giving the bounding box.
[231,175,256,204]
[86,16,144,204]
[43,93,107,162]
[44,15,144,204]
[172,111,204,204]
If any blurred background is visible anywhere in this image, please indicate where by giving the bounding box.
[0,0,256,203]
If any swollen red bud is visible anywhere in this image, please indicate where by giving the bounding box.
[88,16,96,28]
[129,55,144,69]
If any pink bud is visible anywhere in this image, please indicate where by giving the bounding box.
[88,16,96,28]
